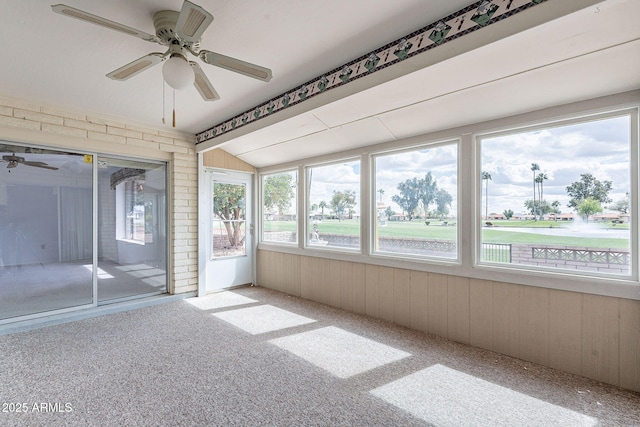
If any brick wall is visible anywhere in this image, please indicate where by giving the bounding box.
[0,96,198,295]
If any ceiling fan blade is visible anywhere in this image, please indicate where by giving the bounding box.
[51,4,162,44]
[23,161,59,171]
[198,50,272,82]
[106,53,165,81]
[189,62,220,101]
[175,1,214,44]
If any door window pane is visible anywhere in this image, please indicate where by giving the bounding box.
[0,144,93,320]
[213,181,246,257]
[373,143,458,259]
[306,160,360,250]
[479,114,631,276]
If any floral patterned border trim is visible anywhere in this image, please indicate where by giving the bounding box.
[196,0,546,144]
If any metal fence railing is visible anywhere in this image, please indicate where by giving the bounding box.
[482,243,512,263]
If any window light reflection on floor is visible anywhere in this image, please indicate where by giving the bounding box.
[370,364,598,427]
[83,265,114,279]
[269,326,411,379]
[213,304,316,335]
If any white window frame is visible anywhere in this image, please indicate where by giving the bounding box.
[259,169,298,246]
[369,139,460,264]
[304,157,362,253]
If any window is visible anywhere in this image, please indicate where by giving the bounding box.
[261,170,297,245]
[373,142,458,259]
[478,113,632,277]
[306,159,360,250]
[123,180,147,243]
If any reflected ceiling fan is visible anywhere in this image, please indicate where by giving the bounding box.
[51,1,273,101]
[1,154,59,171]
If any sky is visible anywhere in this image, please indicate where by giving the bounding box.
[269,114,631,218]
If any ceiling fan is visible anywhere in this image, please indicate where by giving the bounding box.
[2,154,59,171]
[51,1,273,101]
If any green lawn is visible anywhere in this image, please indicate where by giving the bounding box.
[264,219,629,249]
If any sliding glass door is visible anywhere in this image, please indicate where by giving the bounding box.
[97,156,167,303]
[0,143,168,322]
[0,144,93,320]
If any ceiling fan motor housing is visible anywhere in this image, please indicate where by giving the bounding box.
[153,10,200,51]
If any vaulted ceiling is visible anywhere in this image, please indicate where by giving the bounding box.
[1,0,638,167]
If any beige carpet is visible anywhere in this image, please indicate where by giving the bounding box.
[1,286,638,426]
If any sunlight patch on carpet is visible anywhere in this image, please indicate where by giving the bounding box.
[370,364,598,427]
[186,291,257,311]
[269,326,411,378]
[212,304,316,334]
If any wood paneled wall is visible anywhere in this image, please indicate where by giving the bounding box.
[257,249,640,393]
[202,148,255,172]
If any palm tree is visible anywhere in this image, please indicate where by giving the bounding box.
[531,163,540,220]
[318,201,328,220]
[481,171,492,220]
[377,188,385,202]
[536,172,548,220]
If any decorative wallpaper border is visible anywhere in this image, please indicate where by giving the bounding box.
[196,0,546,144]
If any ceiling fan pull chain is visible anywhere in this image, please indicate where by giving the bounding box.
[172,88,176,128]
[162,77,166,125]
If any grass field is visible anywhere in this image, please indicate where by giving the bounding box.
[264,219,630,249]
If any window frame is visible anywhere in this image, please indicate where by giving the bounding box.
[255,96,640,301]
[259,169,299,246]
[304,157,362,253]
[474,108,638,282]
[369,139,461,264]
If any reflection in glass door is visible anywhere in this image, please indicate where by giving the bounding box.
[0,143,93,320]
[97,156,167,303]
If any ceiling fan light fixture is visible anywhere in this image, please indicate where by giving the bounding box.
[162,54,194,90]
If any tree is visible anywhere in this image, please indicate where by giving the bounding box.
[435,188,453,218]
[213,183,245,248]
[263,174,295,216]
[384,206,395,221]
[419,172,438,214]
[318,201,328,220]
[611,193,629,214]
[530,163,540,220]
[330,190,356,220]
[392,177,421,220]
[503,209,513,220]
[377,188,385,202]
[481,171,492,219]
[535,172,548,220]
[566,173,612,209]
[577,196,603,222]
[524,199,554,218]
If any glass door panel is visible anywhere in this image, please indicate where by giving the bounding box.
[0,144,93,320]
[97,156,167,303]
[213,181,246,258]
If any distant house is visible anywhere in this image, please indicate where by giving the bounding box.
[486,213,506,220]
[554,213,575,221]
[512,213,535,220]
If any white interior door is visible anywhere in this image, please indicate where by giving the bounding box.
[201,169,253,292]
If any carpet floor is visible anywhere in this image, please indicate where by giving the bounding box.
[0,286,638,426]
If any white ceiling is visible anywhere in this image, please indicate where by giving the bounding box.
[1,0,639,168]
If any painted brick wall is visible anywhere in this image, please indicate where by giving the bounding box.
[0,96,198,295]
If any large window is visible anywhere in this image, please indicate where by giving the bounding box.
[262,170,297,245]
[373,142,458,260]
[306,159,361,250]
[478,113,632,277]
[256,101,638,297]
